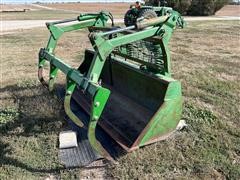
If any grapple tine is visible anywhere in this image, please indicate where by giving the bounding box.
[49,64,58,92]
[64,79,84,127]
[38,66,48,88]
[88,87,114,161]
[38,50,49,88]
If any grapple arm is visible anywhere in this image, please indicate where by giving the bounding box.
[38,11,110,87]
[38,12,110,127]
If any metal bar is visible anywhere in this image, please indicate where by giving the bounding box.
[109,26,161,47]
[92,26,163,42]
[136,15,169,29]
[47,18,78,26]
[112,51,160,70]
[40,50,99,95]
[42,51,71,74]
[101,25,135,36]
[62,20,96,32]
[89,26,114,32]
[41,51,83,85]
[46,13,100,26]
[100,16,168,37]
[78,14,98,21]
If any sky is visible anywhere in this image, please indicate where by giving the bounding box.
[1,0,140,4]
[2,0,239,4]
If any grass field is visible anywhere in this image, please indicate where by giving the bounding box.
[0,3,128,20]
[1,4,239,21]
[45,3,240,17]
[0,20,240,179]
[1,9,79,20]
[44,2,129,18]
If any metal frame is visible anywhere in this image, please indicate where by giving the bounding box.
[38,10,184,160]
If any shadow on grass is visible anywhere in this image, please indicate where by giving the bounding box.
[0,83,126,175]
[0,83,66,174]
[0,140,66,174]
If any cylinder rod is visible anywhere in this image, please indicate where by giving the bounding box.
[48,18,79,26]
[101,25,135,36]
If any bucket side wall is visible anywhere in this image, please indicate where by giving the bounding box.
[139,81,183,146]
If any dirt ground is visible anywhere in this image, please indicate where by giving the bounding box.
[0,4,42,12]
[2,16,240,36]
[44,3,240,17]
[44,3,130,17]
[216,5,240,16]
[1,3,239,22]
[1,3,239,17]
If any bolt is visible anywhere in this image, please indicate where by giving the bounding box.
[160,29,165,33]
[93,115,98,121]
[95,102,100,107]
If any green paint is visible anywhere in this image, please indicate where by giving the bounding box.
[88,87,113,161]
[139,81,183,146]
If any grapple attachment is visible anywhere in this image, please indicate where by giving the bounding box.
[38,11,184,161]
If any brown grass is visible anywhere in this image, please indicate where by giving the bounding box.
[0,28,88,179]
[44,2,130,18]
[0,4,41,11]
[216,5,240,16]
[106,21,240,179]
[1,20,240,179]
[1,9,79,20]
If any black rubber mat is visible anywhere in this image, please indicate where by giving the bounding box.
[59,135,102,168]
[59,116,102,167]
[57,88,124,168]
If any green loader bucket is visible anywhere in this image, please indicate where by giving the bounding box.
[38,11,185,161]
[75,50,182,151]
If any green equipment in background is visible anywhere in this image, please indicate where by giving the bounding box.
[124,1,176,27]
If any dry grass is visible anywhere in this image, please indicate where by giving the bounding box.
[215,5,240,16]
[0,20,240,179]
[1,9,79,20]
[0,4,41,11]
[0,29,86,179]
[107,21,240,179]
[0,3,129,20]
[43,3,130,18]
[1,3,129,20]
